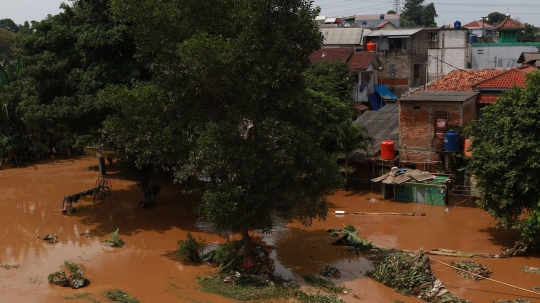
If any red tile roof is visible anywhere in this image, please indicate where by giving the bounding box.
[309,48,354,63]
[477,94,499,104]
[376,21,390,28]
[495,17,525,30]
[473,66,536,89]
[348,52,376,70]
[463,20,494,29]
[405,69,506,96]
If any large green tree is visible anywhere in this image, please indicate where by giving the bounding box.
[13,0,146,153]
[0,19,19,32]
[105,0,344,241]
[466,71,540,248]
[422,3,438,27]
[401,0,425,26]
[305,61,353,102]
[486,12,507,26]
[518,23,540,42]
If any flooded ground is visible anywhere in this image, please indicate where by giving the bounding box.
[1,157,540,303]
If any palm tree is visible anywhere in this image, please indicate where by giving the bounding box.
[336,121,372,191]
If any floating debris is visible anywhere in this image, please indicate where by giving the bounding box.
[495,300,533,303]
[320,265,341,278]
[522,267,540,274]
[451,260,493,281]
[366,197,378,202]
[366,250,470,303]
[0,263,19,269]
[103,289,140,303]
[43,234,58,243]
[531,286,540,290]
[48,261,88,289]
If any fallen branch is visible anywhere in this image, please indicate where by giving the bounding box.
[352,212,426,216]
[425,248,498,258]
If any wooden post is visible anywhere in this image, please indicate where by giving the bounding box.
[98,157,106,176]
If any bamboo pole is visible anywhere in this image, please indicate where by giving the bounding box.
[139,235,148,250]
[430,258,540,297]
[352,212,426,216]
[425,248,497,258]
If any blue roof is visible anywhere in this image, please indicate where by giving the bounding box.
[375,84,398,101]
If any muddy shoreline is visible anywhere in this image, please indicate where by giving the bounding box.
[1,157,539,302]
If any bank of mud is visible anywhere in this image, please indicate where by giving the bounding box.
[0,157,539,302]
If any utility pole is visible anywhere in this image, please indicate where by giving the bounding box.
[391,0,402,14]
[480,16,489,43]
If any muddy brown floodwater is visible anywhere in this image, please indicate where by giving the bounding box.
[1,157,540,303]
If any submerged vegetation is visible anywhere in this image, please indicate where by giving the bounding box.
[102,228,124,248]
[103,289,140,303]
[176,232,206,263]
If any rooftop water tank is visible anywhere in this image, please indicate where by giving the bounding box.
[381,140,395,159]
[454,21,461,29]
[444,130,459,152]
[366,41,377,51]
[469,34,478,44]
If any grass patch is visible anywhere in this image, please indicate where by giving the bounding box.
[63,292,100,302]
[198,275,343,303]
[301,275,347,294]
[103,289,140,303]
[0,263,19,269]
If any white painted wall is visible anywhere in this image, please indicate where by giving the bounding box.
[427,30,467,81]
[472,45,539,69]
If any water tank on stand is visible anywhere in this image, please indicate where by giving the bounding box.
[469,34,478,43]
[380,140,395,159]
[454,21,461,29]
[444,130,459,152]
[366,41,377,51]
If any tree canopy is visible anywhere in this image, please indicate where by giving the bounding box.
[518,23,540,42]
[103,0,345,240]
[401,0,425,26]
[12,0,146,152]
[0,19,19,32]
[486,12,507,26]
[466,71,540,246]
[422,3,438,27]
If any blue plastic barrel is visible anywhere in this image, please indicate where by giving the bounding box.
[444,130,459,151]
[454,21,461,29]
[469,34,478,43]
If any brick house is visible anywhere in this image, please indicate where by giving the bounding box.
[398,91,478,171]
[364,28,428,95]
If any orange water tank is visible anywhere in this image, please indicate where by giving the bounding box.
[380,140,395,159]
[464,139,473,157]
[366,41,377,51]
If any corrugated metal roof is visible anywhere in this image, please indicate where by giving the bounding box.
[399,91,478,102]
[517,52,540,64]
[366,28,423,37]
[353,104,399,156]
[355,14,400,20]
[309,48,353,63]
[321,28,372,45]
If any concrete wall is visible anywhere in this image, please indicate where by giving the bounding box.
[399,102,464,165]
[472,44,539,69]
[427,30,467,81]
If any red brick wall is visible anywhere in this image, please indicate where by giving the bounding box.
[399,102,463,165]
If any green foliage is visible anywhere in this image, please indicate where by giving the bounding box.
[401,0,426,26]
[466,71,540,246]
[106,0,343,241]
[176,232,206,263]
[0,29,14,57]
[336,121,372,189]
[305,61,353,102]
[103,289,140,303]
[0,19,19,32]
[387,10,397,15]
[12,0,146,150]
[451,260,492,281]
[102,228,124,248]
[213,241,242,267]
[198,275,343,303]
[518,23,540,43]
[422,3,438,27]
[301,275,348,294]
[486,12,507,25]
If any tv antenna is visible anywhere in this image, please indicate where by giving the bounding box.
[391,0,402,14]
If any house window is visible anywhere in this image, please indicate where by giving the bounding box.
[434,111,448,139]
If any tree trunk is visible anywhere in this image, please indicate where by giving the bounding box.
[344,156,349,191]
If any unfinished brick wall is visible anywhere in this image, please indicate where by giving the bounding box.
[399,102,463,165]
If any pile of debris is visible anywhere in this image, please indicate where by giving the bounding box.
[451,260,492,281]
[367,250,470,303]
[522,266,540,274]
[495,300,533,303]
[43,234,58,243]
[48,261,88,289]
